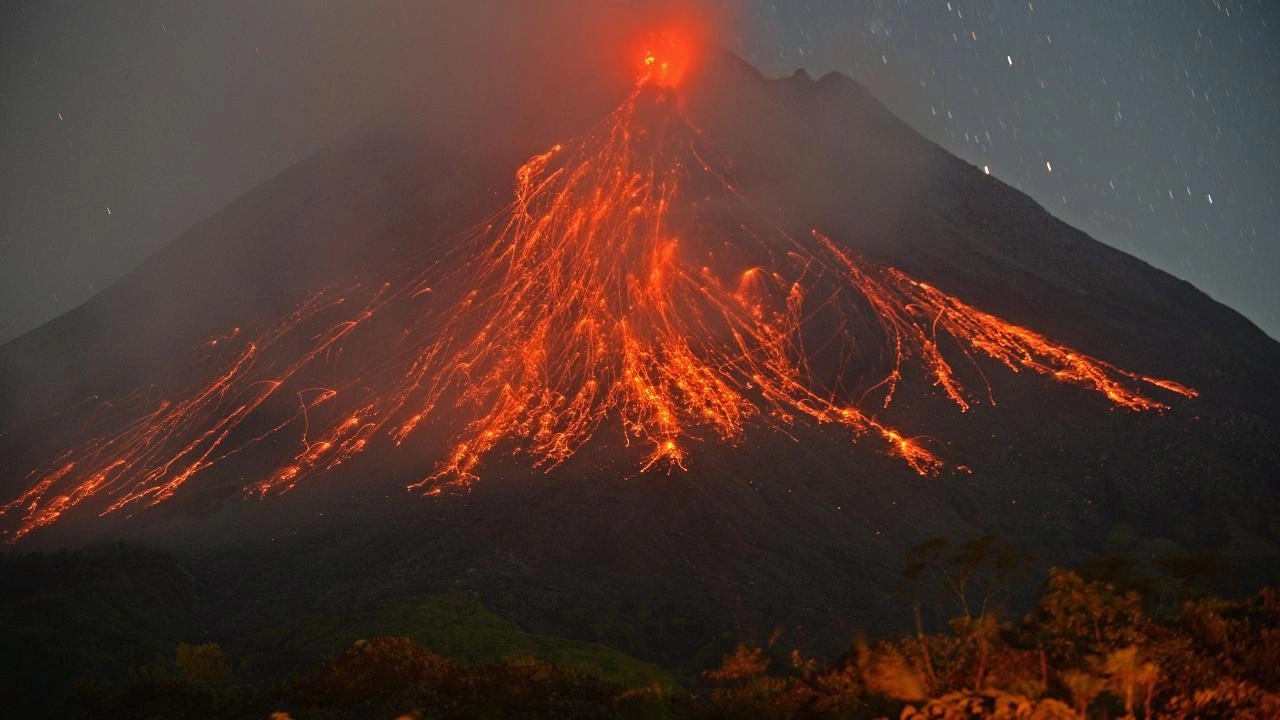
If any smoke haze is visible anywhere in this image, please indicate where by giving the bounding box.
[0,0,730,343]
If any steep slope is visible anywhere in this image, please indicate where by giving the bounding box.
[1,50,1276,664]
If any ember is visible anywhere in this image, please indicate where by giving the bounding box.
[1,46,1195,541]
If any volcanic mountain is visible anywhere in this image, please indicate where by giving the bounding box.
[2,48,1278,663]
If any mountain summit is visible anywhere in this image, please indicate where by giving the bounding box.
[1,48,1276,661]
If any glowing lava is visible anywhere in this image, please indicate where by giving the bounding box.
[639,29,697,88]
[0,57,1196,541]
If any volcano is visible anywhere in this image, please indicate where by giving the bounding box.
[1,46,1278,663]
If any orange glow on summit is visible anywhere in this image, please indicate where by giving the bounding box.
[0,43,1197,541]
[638,28,697,87]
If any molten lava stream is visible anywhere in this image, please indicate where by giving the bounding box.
[0,58,1196,541]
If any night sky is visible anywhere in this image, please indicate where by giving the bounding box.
[2,1,1277,343]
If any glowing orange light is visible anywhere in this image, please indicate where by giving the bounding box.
[637,29,695,88]
[0,61,1196,541]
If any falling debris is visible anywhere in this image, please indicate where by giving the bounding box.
[0,41,1196,541]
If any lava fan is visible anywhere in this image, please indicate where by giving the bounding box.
[0,46,1196,542]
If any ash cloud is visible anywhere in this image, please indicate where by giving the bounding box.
[0,0,732,344]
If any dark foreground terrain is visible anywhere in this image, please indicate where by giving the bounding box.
[2,542,1278,718]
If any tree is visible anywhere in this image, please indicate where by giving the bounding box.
[904,535,1032,629]
[704,642,792,715]
[1135,660,1159,720]
[175,642,232,690]
[1101,645,1159,719]
[859,643,929,703]
[1060,668,1104,717]
[297,636,452,717]
[1031,569,1146,665]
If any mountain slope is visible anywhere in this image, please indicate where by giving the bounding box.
[1,51,1276,664]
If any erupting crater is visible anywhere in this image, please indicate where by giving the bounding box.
[640,30,695,88]
[0,43,1197,542]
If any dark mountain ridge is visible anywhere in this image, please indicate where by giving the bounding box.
[1,51,1277,665]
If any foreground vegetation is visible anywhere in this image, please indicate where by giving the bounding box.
[3,542,1278,718]
[697,567,1280,719]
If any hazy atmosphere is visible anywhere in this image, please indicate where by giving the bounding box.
[3,3,1279,718]
[3,0,1277,343]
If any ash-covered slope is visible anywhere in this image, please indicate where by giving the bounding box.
[684,55,1280,409]
[1,51,1277,664]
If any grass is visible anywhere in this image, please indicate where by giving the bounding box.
[238,593,679,691]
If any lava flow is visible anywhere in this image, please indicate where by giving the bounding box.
[0,42,1196,541]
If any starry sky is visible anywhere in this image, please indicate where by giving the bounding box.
[730,0,1280,340]
[2,1,1278,343]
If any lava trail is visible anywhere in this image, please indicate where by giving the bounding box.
[0,47,1195,541]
